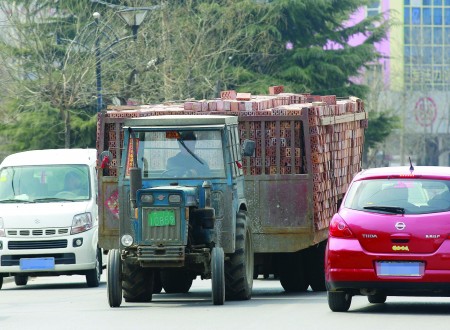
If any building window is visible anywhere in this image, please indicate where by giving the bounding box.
[404,1,450,90]
[367,1,380,17]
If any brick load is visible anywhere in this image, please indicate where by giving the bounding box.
[97,88,367,231]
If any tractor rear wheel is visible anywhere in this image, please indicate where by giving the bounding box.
[225,211,254,301]
[122,261,154,302]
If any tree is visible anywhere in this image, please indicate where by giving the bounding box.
[230,0,390,98]
[0,0,115,150]
[0,0,392,154]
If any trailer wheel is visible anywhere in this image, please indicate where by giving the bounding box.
[122,261,154,302]
[153,270,163,294]
[328,291,352,312]
[278,251,309,292]
[225,211,254,301]
[86,248,101,288]
[306,241,327,291]
[211,247,225,305]
[14,275,28,286]
[107,249,122,308]
[160,269,193,293]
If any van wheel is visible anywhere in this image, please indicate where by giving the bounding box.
[86,248,101,287]
[15,275,28,286]
[225,211,254,301]
[0,276,3,289]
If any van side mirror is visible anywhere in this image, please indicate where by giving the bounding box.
[242,139,255,157]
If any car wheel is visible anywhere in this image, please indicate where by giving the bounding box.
[368,293,387,304]
[327,291,352,312]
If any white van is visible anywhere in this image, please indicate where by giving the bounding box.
[0,149,103,289]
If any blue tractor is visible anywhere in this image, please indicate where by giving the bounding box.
[106,115,255,307]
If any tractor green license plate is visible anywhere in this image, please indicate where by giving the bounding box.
[148,210,176,227]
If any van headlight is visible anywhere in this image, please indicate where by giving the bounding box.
[121,234,133,247]
[71,213,93,234]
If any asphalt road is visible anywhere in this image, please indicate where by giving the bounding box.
[1,274,450,330]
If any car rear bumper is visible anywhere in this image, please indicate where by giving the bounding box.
[326,237,450,295]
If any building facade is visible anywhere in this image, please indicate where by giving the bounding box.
[353,1,450,166]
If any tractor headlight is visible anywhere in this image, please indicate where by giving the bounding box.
[121,234,133,247]
[141,194,154,204]
[169,194,181,204]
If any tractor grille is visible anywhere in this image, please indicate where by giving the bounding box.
[141,207,183,245]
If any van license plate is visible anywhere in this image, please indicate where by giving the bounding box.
[20,257,55,271]
[148,210,176,227]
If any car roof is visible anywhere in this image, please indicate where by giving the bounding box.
[354,166,450,181]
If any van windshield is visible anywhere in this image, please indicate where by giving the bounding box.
[0,165,90,202]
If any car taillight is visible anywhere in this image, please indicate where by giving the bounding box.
[329,214,354,238]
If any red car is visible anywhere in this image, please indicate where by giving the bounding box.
[325,165,450,312]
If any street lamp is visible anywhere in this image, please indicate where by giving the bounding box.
[116,8,150,40]
[81,8,152,112]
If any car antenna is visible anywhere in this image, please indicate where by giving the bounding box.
[409,156,414,172]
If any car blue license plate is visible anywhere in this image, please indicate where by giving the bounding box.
[20,257,55,271]
[376,261,424,277]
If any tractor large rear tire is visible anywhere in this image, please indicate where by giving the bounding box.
[160,269,193,293]
[225,211,254,301]
[122,261,154,303]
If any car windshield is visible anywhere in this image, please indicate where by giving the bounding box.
[128,129,226,179]
[0,165,90,202]
[344,178,450,214]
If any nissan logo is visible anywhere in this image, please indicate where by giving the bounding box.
[395,222,406,230]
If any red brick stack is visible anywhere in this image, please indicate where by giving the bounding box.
[99,87,367,230]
